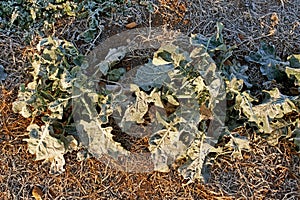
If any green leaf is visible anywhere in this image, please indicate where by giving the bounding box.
[190,22,226,52]
[288,54,300,69]
[108,68,126,81]
[245,43,288,81]
[223,61,252,88]
[190,22,235,69]
[134,62,173,91]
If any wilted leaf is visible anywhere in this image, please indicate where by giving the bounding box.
[95,46,127,76]
[285,56,300,87]
[23,123,71,174]
[226,77,245,93]
[178,135,222,184]
[110,85,165,137]
[153,45,188,67]
[237,88,297,133]
[48,98,70,119]
[121,89,153,124]
[286,67,300,84]
[10,10,18,25]
[134,62,173,91]
[149,86,201,173]
[12,101,32,118]
[149,115,187,172]
[73,25,228,184]
[77,119,129,160]
[225,135,250,159]
[165,94,179,106]
[59,68,75,91]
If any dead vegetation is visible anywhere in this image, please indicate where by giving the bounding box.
[0,0,299,199]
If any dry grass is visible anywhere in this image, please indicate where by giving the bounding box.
[211,139,300,199]
[158,0,300,57]
[0,0,300,199]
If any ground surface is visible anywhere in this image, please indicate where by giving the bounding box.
[0,0,299,199]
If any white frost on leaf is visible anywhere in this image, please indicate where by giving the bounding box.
[95,46,127,76]
[78,119,129,160]
[149,115,186,172]
[12,101,32,118]
[24,123,67,174]
[178,134,223,185]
